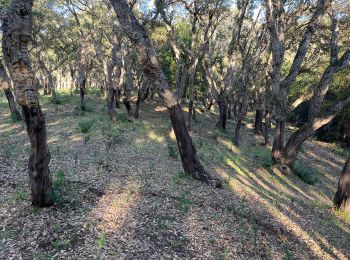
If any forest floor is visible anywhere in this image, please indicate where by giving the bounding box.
[0,89,350,260]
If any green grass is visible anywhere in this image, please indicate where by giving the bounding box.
[249,146,273,168]
[178,191,193,213]
[172,171,189,185]
[48,170,68,207]
[167,142,178,159]
[293,161,318,185]
[78,118,95,133]
[51,93,72,105]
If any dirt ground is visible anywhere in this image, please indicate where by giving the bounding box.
[0,91,349,259]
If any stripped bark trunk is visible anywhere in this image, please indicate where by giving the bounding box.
[2,0,53,206]
[264,110,272,145]
[334,157,350,212]
[281,16,350,167]
[0,61,21,121]
[265,0,331,163]
[110,0,221,187]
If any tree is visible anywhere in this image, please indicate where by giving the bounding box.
[265,0,331,164]
[334,156,350,212]
[281,14,350,167]
[2,0,53,206]
[0,59,22,121]
[109,0,221,188]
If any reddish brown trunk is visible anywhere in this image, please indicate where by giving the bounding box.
[23,106,53,206]
[170,104,221,187]
[334,157,350,212]
[109,0,221,188]
[2,0,53,206]
[272,120,285,164]
[264,110,272,146]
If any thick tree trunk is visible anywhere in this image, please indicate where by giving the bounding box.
[281,124,313,167]
[110,0,221,187]
[254,109,264,135]
[170,104,221,187]
[272,120,285,164]
[2,0,53,206]
[334,157,350,212]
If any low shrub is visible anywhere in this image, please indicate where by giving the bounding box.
[78,119,94,133]
[293,161,318,185]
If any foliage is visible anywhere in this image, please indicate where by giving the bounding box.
[78,118,94,133]
[293,162,318,185]
[47,170,67,206]
[167,142,178,159]
[51,93,71,104]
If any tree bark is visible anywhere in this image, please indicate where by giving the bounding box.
[78,66,86,110]
[217,96,227,130]
[265,0,330,164]
[0,61,21,121]
[334,157,350,213]
[281,16,350,167]
[254,109,264,135]
[109,0,221,187]
[272,120,285,163]
[2,0,53,206]
[264,110,272,145]
[234,119,242,147]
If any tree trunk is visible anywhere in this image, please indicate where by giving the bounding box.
[281,124,313,167]
[217,98,227,130]
[2,0,53,207]
[188,99,194,131]
[234,119,242,147]
[134,89,141,119]
[0,61,21,121]
[107,88,117,121]
[254,109,264,135]
[264,110,272,146]
[170,104,221,187]
[109,0,221,188]
[79,67,86,111]
[272,120,285,164]
[334,157,350,213]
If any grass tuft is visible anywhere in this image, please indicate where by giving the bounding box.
[293,161,318,185]
[51,93,71,105]
[78,118,94,133]
[167,142,178,159]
